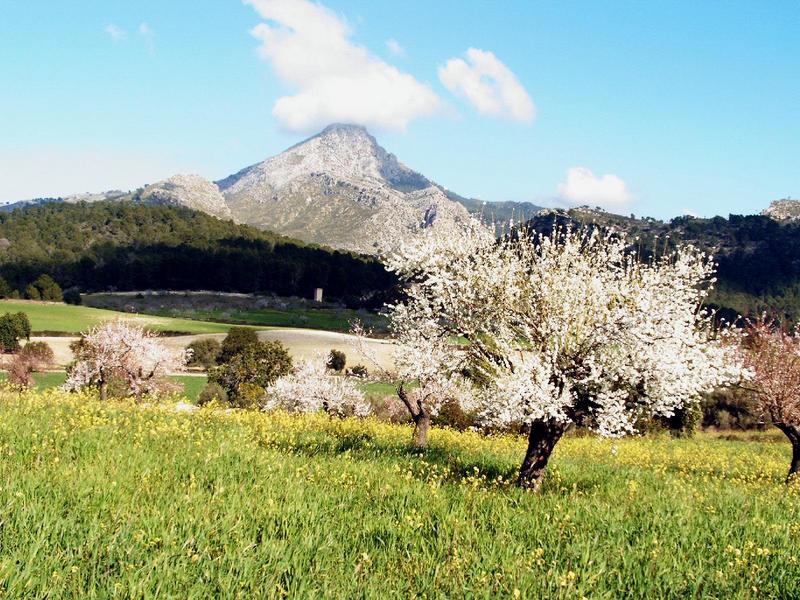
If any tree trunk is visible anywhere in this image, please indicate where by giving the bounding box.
[398,384,430,448]
[99,380,108,402]
[412,411,431,448]
[518,418,568,491]
[775,422,800,483]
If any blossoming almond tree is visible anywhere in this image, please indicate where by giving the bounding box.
[264,357,372,417]
[64,320,188,400]
[352,315,476,448]
[386,222,741,490]
[737,319,800,482]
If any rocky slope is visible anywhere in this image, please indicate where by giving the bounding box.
[216,124,474,254]
[138,174,232,221]
[0,177,234,222]
[3,124,537,252]
[761,199,800,221]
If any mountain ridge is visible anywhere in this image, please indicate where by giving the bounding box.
[3,124,539,253]
[11,124,794,254]
[215,123,476,253]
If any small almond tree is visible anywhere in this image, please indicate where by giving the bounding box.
[9,341,55,387]
[386,222,741,490]
[64,320,188,400]
[352,316,476,448]
[9,355,39,387]
[264,357,371,417]
[738,319,800,482]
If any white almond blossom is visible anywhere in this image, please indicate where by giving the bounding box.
[63,320,189,400]
[385,221,742,489]
[352,310,477,447]
[264,357,371,417]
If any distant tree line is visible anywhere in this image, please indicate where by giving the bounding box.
[0,202,396,307]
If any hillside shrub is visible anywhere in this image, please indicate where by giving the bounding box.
[234,383,267,410]
[348,364,368,378]
[665,404,703,438]
[0,312,31,352]
[19,341,54,365]
[24,284,40,300]
[26,274,63,302]
[431,399,476,432]
[701,388,761,430]
[187,338,221,370]
[197,382,228,406]
[208,341,292,407]
[8,341,53,387]
[8,355,37,387]
[326,349,346,372]
[63,287,82,305]
[218,327,259,364]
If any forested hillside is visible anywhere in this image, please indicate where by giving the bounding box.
[5,201,800,320]
[527,208,800,323]
[0,202,395,305]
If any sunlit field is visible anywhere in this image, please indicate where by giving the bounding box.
[0,372,208,401]
[1,387,798,598]
[0,300,250,335]
[83,294,389,333]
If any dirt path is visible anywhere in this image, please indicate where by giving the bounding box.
[27,329,396,372]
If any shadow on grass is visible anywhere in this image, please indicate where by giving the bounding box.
[258,426,521,490]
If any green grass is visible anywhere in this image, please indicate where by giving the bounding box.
[1,388,798,598]
[113,305,387,333]
[359,380,401,397]
[0,300,255,335]
[171,374,208,401]
[0,364,395,405]
[0,370,68,392]
[0,372,207,400]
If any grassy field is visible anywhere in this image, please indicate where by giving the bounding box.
[0,368,386,403]
[83,293,388,333]
[115,306,386,333]
[0,370,67,391]
[360,380,402,397]
[0,388,798,598]
[0,300,252,335]
[175,374,208,401]
[0,370,379,403]
[0,372,208,400]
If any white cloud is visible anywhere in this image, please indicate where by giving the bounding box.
[438,48,535,123]
[138,22,155,54]
[244,0,442,132]
[385,38,405,57]
[557,167,632,208]
[104,24,126,41]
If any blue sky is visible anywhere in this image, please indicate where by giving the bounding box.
[1,0,798,219]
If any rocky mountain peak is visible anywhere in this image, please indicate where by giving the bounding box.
[216,123,473,253]
[217,123,431,197]
[762,199,800,221]
[140,174,233,221]
[2,123,537,253]
[317,122,372,138]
